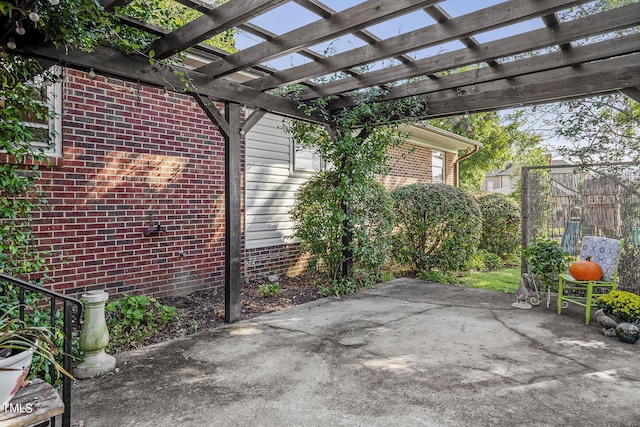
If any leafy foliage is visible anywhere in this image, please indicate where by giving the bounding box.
[258,282,282,298]
[390,183,482,273]
[523,239,572,292]
[105,294,177,352]
[0,305,74,381]
[429,111,541,191]
[290,171,394,289]
[416,270,458,284]
[596,290,640,324]
[467,249,505,272]
[476,193,521,260]
[114,0,236,54]
[286,87,428,294]
[553,95,640,164]
[0,57,58,278]
[1,0,106,50]
[0,286,78,384]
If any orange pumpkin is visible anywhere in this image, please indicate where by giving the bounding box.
[570,256,602,281]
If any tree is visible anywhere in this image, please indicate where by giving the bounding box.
[527,95,640,164]
[285,91,428,293]
[518,0,639,164]
[428,111,542,191]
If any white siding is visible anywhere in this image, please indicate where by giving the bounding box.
[245,113,311,250]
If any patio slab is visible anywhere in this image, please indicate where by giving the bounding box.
[71,278,640,426]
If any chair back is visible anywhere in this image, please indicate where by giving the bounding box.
[579,236,623,281]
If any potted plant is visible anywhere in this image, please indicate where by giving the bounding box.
[523,238,573,305]
[0,306,74,405]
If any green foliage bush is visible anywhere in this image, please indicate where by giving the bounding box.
[106,294,177,352]
[258,282,282,298]
[390,183,482,273]
[476,193,521,259]
[416,270,458,284]
[290,171,394,292]
[596,290,640,324]
[468,249,505,272]
[523,239,572,292]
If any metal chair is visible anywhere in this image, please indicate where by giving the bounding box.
[557,236,623,324]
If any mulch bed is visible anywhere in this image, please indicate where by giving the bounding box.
[113,272,325,352]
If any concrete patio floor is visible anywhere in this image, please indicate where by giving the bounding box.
[71,278,640,427]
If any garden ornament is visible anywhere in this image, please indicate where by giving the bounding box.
[511,274,532,309]
[595,309,618,337]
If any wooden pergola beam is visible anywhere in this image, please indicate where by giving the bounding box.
[300,2,640,100]
[149,0,288,60]
[98,0,133,12]
[194,0,443,78]
[622,87,640,103]
[421,55,640,118]
[332,33,640,109]
[18,44,328,124]
[247,0,587,91]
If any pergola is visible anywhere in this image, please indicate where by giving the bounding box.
[3,0,640,322]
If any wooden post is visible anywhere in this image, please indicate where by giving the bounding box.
[341,202,353,279]
[192,96,265,324]
[521,166,530,275]
[225,102,242,323]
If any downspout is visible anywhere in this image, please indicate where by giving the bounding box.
[453,145,479,187]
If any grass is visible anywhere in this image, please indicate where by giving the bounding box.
[459,267,521,294]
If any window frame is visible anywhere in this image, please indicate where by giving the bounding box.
[3,67,64,159]
[290,139,323,176]
[432,149,444,184]
[30,78,63,158]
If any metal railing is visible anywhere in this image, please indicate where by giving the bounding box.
[0,273,83,427]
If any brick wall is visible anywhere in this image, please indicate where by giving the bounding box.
[244,243,310,281]
[378,142,457,190]
[29,69,236,298]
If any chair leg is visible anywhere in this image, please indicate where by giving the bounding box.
[557,277,564,315]
[585,283,593,325]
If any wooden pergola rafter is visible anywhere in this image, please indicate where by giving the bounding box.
[3,0,639,322]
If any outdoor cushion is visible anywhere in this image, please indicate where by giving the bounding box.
[578,236,622,281]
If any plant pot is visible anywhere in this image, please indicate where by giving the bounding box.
[0,342,36,405]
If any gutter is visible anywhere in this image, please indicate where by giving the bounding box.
[454,145,480,187]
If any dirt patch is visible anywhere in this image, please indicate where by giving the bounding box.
[113,272,325,352]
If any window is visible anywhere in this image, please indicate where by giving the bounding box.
[291,141,322,174]
[432,149,444,183]
[3,67,63,158]
[32,76,63,157]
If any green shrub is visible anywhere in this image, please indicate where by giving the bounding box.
[476,193,521,259]
[416,270,458,284]
[523,239,572,292]
[106,294,177,352]
[390,183,482,273]
[258,282,282,297]
[291,171,394,293]
[468,249,504,271]
[596,290,640,324]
